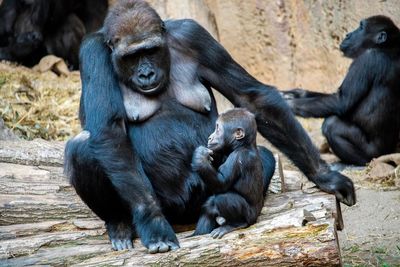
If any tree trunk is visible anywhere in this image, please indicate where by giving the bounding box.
[0,140,342,266]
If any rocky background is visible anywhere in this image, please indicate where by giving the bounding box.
[143,0,400,92]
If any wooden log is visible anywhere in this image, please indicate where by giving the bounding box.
[0,140,343,266]
[0,162,97,225]
[1,192,341,266]
[0,139,64,167]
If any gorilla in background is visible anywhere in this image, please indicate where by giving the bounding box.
[0,0,108,69]
[65,0,356,253]
[283,16,400,166]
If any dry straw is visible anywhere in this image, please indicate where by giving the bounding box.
[0,61,81,140]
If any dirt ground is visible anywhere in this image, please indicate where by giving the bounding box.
[293,118,400,266]
[339,188,400,266]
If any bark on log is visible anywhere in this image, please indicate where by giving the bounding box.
[0,139,64,167]
[0,140,342,266]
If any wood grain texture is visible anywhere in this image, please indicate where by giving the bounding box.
[0,140,342,266]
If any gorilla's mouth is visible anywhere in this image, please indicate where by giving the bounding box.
[207,142,219,151]
[137,82,163,95]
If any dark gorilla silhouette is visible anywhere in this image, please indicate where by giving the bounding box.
[0,0,108,69]
[283,15,400,166]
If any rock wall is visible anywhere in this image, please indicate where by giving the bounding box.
[133,0,400,93]
[206,0,400,92]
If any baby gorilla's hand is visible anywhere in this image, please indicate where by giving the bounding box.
[192,146,213,171]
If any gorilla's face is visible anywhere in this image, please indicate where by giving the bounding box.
[340,16,396,59]
[111,34,170,95]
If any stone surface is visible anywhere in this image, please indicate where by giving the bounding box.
[0,118,18,141]
[205,0,400,92]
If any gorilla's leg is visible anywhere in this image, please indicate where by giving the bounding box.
[65,130,180,253]
[64,131,134,251]
[322,116,378,165]
[193,193,252,237]
[192,196,218,236]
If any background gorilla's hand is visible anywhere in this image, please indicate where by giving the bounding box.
[281,88,308,100]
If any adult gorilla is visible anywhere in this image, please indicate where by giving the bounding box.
[65,0,355,253]
[282,16,400,166]
[0,0,108,69]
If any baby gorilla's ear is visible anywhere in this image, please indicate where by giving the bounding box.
[106,39,114,51]
[375,31,387,44]
[234,128,245,140]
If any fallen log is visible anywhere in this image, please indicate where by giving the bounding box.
[0,140,343,266]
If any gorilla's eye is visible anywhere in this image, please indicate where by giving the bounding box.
[145,47,160,56]
[113,37,120,44]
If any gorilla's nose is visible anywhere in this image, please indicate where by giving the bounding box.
[138,68,156,85]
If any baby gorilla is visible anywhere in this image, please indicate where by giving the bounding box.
[191,108,265,238]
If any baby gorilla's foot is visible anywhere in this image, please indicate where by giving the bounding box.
[210,223,248,239]
[210,225,235,239]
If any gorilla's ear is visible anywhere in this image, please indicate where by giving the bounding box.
[234,128,245,140]
[106,39,114,51]
[375,31,387,44]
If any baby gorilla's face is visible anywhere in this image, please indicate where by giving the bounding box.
[207,120,225,152]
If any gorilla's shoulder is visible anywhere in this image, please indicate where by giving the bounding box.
[164,19,202,32]
[164,19,213,48]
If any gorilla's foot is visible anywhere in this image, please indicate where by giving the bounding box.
[106,221,134,251]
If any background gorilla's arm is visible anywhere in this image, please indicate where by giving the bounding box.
[167,19,355,206]
[281,89,331,99]
[283,92,340,118]
[282,55,372,118]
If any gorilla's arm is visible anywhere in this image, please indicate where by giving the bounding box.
[281,88,331,99]
[284,92,340,118]
[78,33,176,245]
[192,146,239,192]
[79,33,153,210]
[282,55,373,118]
[167,19,355,206]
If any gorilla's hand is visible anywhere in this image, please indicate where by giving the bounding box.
[313,170,356,206]
[192,146,213,171]
[280,88,308,100]
[280,89,307,116]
